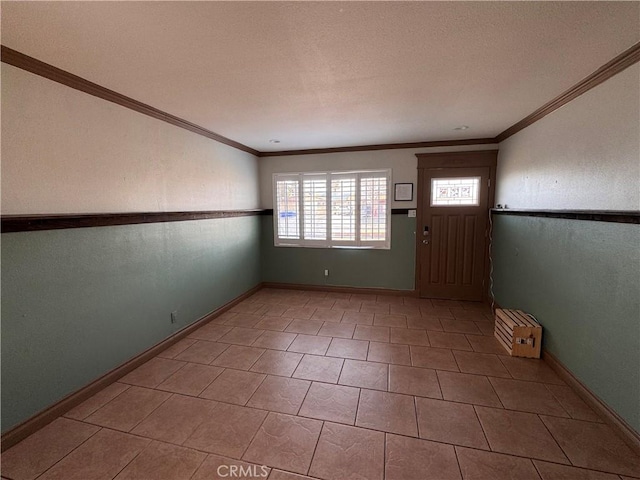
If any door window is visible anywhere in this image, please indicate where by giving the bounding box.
[430,177,481,206]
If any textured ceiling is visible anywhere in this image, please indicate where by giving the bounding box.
[2,1,638,152]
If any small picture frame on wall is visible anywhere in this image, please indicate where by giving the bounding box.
[394,183,413,201]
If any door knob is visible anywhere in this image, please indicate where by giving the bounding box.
[422,239,429,245]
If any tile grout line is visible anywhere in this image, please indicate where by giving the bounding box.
[305,421,326,477]
[433,366,444,401]
[186,447,211,479]
[451,441,465,480]
[294,379,313,417]
[536,413,572,466]
[191,367,225,398]
[472,404,492,451]
[354,387,363,428]
[65,383,132,422]
[31,422,104,479]
[114,389,175,435]
[335,356,348,389]
[542,383,573,419]
[383,431,387,480]
[486,373,506,409]
[108,436,154,480]
[243,372,270,408]
[237,407,272,462]
[530,459,545,480]
[412,395,421,440]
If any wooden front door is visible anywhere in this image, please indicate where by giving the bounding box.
[416,151,497,302]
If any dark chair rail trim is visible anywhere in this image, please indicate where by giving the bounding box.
[2,208,416,233]
[1,210,271,233]
[491,208,640,224]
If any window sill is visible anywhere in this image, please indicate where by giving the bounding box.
[274,243,390,250]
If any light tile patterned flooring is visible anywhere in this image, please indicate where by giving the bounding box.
[3,288,639,480]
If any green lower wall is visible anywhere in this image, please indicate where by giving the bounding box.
[261,214,416,291]
[1,216,261,432]
[7,212,636,434]
[492,215,640,432]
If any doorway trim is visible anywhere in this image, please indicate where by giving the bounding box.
[415,150,498,302]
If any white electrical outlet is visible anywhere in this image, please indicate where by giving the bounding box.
[408,210,416,218]
[324,269,329,276]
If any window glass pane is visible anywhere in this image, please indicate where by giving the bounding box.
[431,177,481,206]
[274,170,391,248]
[276,180,299,238]
[303,178,327,240]
[331,177,356,241]
[360,177,387,241]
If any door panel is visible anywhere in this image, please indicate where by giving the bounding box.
[419,167,489,301]
[462,215,476,285]
[429,215,442,283]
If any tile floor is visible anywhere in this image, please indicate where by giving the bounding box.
[3,288,639,480]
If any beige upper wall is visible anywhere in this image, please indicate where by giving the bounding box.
[1,65,259,215]
[5,54,638,215]
[496,64,640,211]
[259,144,498,210]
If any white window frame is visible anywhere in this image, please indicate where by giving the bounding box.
[273,169,391,249]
